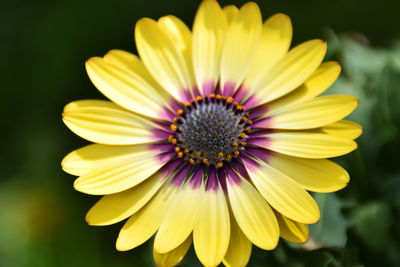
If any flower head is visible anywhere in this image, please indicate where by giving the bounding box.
[62,1,361,266]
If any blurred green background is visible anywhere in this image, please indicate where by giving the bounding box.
[1,0,400,266]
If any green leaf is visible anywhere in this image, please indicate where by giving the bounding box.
[306,251,340,267]
[391,41,400,72]
[309,193,349,248]
[383,173,400,209]
[352,201,393,252]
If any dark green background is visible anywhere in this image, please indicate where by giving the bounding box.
[1,0,400,266]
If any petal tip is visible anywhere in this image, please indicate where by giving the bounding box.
[60,153,75,174]
[153,243,170,255]
[62,101,77,114]
[85,213,95,226]
[306,207,321,224]
[115,238,131,252]
[331,60,342,70]
[308,39,327,50]
[240,1,262,19]
[135,17,155,32]
[85,56,102,68]
[73,178,83,191]
[242,1,260,9]
[73,178,99,195]
[271,12,291,21]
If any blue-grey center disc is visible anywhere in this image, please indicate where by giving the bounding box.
[176,101,247,166]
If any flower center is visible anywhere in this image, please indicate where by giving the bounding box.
[169,95,252,168]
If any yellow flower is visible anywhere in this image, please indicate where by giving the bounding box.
[62,1,362,266]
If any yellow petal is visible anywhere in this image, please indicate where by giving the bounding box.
[135,18,192,101]
[153,235,192,267]
[192,0,227,95]
[222,5,239,24]
[85,172,165,226]
[253,39,327,104]
[244,13,292,91]
[320,120,363,140]
[227,173,279,250]
[220,2,262,95]
[275,212,309,243]
[267,95,358,129]
[222,212,252,267]
[193,184,230,267]
[154,182,202,253]
[268,153,349,193]
[62,143,154,176]
[62,100,158,145]
[266,132,358,159]
[267,62,341,112]
[86,57,170,119]
[157,16,191,61]
[103,49,166,97]
[116,185,177,251]
[249,160,320,223]
[158,15,195,92]
[73,144,166,195]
